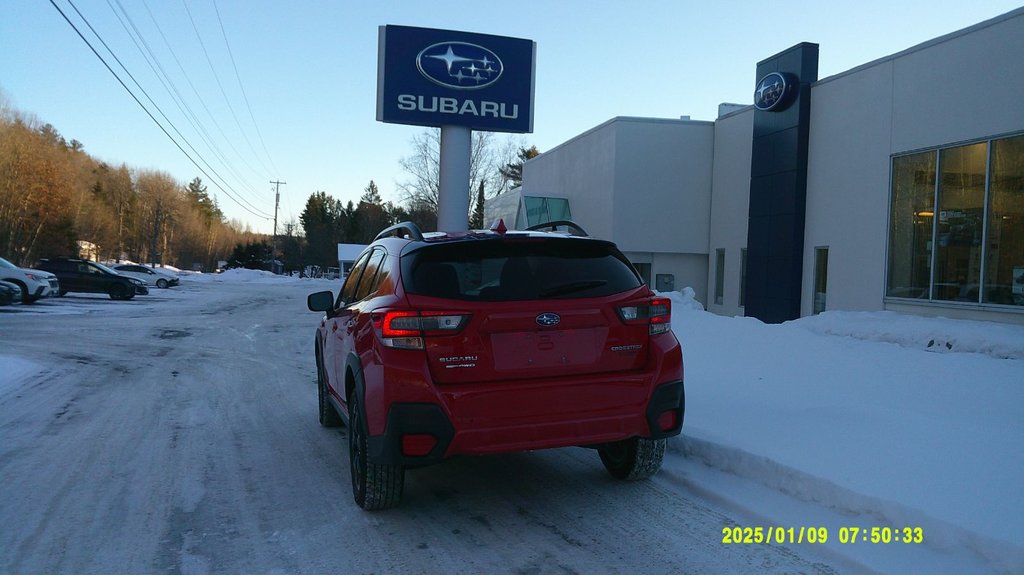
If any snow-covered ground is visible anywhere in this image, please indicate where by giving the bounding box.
[1,271,1022,574]
[661,288,1024,574]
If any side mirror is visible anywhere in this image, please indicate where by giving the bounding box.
[307,290,334,312]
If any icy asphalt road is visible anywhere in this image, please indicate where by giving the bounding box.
[0,280,848,575]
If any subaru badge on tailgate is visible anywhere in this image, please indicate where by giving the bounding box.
[535,312,560,327]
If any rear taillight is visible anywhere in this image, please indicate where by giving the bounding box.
[618,298,672,335]
[373,310,470,349]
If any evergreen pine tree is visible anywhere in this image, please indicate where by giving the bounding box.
[470,181,485,229]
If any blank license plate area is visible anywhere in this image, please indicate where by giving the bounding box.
[491,328,603,371]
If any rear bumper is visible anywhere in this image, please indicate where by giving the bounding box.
[366,379,684,467]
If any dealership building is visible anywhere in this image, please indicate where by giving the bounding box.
[493,7,1024,325]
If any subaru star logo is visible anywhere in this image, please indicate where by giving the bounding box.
[416,42,503,90]
[535,312,560,327]
[753,72,794,111]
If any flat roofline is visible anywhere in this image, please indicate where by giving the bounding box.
[530,116,714,161]
[717,104,753,120]
[814,6,1024,87]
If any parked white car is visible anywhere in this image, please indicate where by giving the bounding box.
[111,264,181,288]
[0,256,60,303]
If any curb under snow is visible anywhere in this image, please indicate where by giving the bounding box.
[666,435,1024,575]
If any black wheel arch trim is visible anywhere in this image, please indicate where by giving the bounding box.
[644,380,685,440]
[344,352,364,411]
[341,352,452,466]
[365,403,454,467]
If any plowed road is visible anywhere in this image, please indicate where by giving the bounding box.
[1,279,848,574]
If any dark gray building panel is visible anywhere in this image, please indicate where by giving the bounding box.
[745,43,818,323]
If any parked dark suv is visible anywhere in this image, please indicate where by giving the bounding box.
[307,220,685,510]
[36,257,144,300]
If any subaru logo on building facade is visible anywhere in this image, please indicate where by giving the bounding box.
[535,312,560,327]
[753,72,795,111]
[417,42,503,90]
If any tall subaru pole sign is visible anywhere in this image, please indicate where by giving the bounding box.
[377,25,536,232]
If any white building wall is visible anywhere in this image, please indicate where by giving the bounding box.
[803,9,1024,321]
[803,62,895,315]
[611,119,714,254]
[889,12,1024,154]
[621,251,708,298]
[707,107,754,316]
[522,121,616,238]
[523,117,715,302]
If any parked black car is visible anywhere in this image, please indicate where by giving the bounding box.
[0,279,23,306]
[35,257,144,300]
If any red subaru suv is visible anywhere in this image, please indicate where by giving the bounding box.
[307,220,684,510]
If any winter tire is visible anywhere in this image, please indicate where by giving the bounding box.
[109,284,131,300]
[348,391,404,510]
[157,278,169,288]
[598,437,666,480]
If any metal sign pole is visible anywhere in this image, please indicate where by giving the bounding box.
[377,26,535,232]
[437,125,471,232]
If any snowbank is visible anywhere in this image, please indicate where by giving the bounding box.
[792,310,1024,360]
[184,268,337,285]
[662,286,1024,574]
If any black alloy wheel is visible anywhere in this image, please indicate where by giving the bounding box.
[109,283,131,300]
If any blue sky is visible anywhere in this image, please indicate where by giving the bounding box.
[2,1,1020,234]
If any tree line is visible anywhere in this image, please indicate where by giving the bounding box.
[293,136,538,270]
[2,95,539,273]
[0,101,257,270]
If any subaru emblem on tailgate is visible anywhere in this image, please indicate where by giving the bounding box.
[536,312,560,327]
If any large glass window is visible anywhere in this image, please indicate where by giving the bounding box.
[935,143,986,302]
[887,134,1024,308]
[987,137,1024,305]
[887,151,936,300]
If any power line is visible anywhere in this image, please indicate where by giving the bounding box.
[105,0,272,216]
[50,0,273,221]
[137,0,272,195]
[212,0,280,178]
[180,0,273,180]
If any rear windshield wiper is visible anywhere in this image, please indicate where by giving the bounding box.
[538,279,608,298]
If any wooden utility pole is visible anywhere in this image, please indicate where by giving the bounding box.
[270,180,286,269]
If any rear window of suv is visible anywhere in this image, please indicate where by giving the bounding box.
[402,237,642,301]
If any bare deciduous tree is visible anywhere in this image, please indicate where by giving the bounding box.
[396,129,527,216]
[0,96,253,269]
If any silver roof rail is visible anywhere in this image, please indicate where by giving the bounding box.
[374,221,425,241]
[524,219,589,237]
